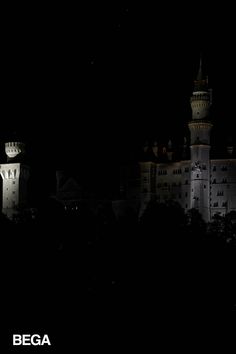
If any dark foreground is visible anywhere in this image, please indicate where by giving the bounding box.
[2,201,236,351]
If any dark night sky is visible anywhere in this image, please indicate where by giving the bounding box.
[1,3,236,195]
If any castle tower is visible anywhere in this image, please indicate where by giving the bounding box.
[0,142,30,220]
[188,57,213,221]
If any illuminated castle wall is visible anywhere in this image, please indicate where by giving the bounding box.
[0,142,30,219]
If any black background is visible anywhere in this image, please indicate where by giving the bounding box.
[1,3,236,197]
[2,3,236,351]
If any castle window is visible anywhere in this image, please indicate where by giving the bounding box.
[217,191,224,196]
[185,180,188,185]
[185,167,189,173]
[212,179,216,184]
[202,165,206,170]
[222,202,227,207]
[158,170,167,176]
[204,185,206,189]
[213,202,218,207]
[173,169,181,175]
[12,181,15,185]
[12,191,15,194]
[185,192,188,197]
[197,174,199,178]
[221,166,228,171]
[185,204,188,208]
[213,166,216,171]
[222,178,227,183]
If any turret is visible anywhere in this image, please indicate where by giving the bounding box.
[190,56,212,121]
[227,137,234,156]
[0,140,30,220]
[188,56,212,221]
[5,141,25,161]
[152,141,158,157]
[166,139,173,161]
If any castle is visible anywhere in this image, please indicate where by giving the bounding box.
[114,58,236,222]
[1,59,236,223]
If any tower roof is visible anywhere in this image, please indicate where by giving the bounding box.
[196,55,203,81]
[194,55,208,92]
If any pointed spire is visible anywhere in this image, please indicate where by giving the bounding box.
[194,53,208,92]
[196,54,203,81]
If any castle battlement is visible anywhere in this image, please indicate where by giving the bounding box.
[5,142,25,160]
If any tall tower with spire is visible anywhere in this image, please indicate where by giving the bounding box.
[188,56,213,221]
[0,141,30,220]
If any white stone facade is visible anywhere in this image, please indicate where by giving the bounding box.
[139,159,236,221]
[0,143,29,219]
